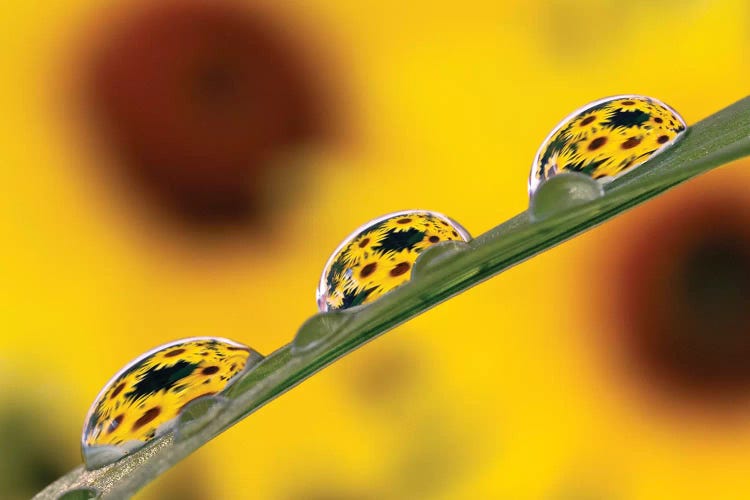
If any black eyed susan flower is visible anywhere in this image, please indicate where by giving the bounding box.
[608,97,643,113]
[382,215,430,233]
[562,108,610,142]
[343,227,388,265]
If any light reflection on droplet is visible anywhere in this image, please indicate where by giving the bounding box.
[174,395,229,441]
[411,240,471,281]
[291,310,353,356]
[529,172,604,221]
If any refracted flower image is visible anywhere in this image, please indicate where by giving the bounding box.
[317,211,470,311]
[529,95,686,195]
[81,337,254,469]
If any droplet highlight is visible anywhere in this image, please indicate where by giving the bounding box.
[81,337,258,469]
[529,172,604,221]
[529,95,687,196]
[411,240,471,280]
[317,210,471,311]
[291,310,353,356]
[174,395,228,441]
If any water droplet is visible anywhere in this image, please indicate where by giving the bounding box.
[174,395,228,441]
[317,210,471,311]
[291,309,354,356]
[529,95,687,196]
[529,172,604,221]
[411,240,471,280]
[81,337,257,469]
[59,488,99,500]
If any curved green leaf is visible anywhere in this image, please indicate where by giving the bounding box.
[34,96,750,499]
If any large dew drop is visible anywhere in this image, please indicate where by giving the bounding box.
[81,337,260,469]
[317,210,471,311]
[529,95,687,196]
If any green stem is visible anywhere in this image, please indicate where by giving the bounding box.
[35,96,750,499]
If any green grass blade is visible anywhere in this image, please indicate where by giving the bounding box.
[34,96,750,499]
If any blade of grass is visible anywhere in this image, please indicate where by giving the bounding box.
[35,96,750,499]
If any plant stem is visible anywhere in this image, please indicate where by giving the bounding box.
[35,96,750,499]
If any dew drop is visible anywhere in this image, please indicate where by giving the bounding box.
[529,172,604,221]
[529,95,687,196]
[81,445,129,471]
[291,310,353,356]
[316,210,471,311]
[58,488,99,500]
[411,240,471,280]
[81,337,258,469]
[174,395,229,442]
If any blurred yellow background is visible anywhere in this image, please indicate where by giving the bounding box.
[2,0,750,498]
